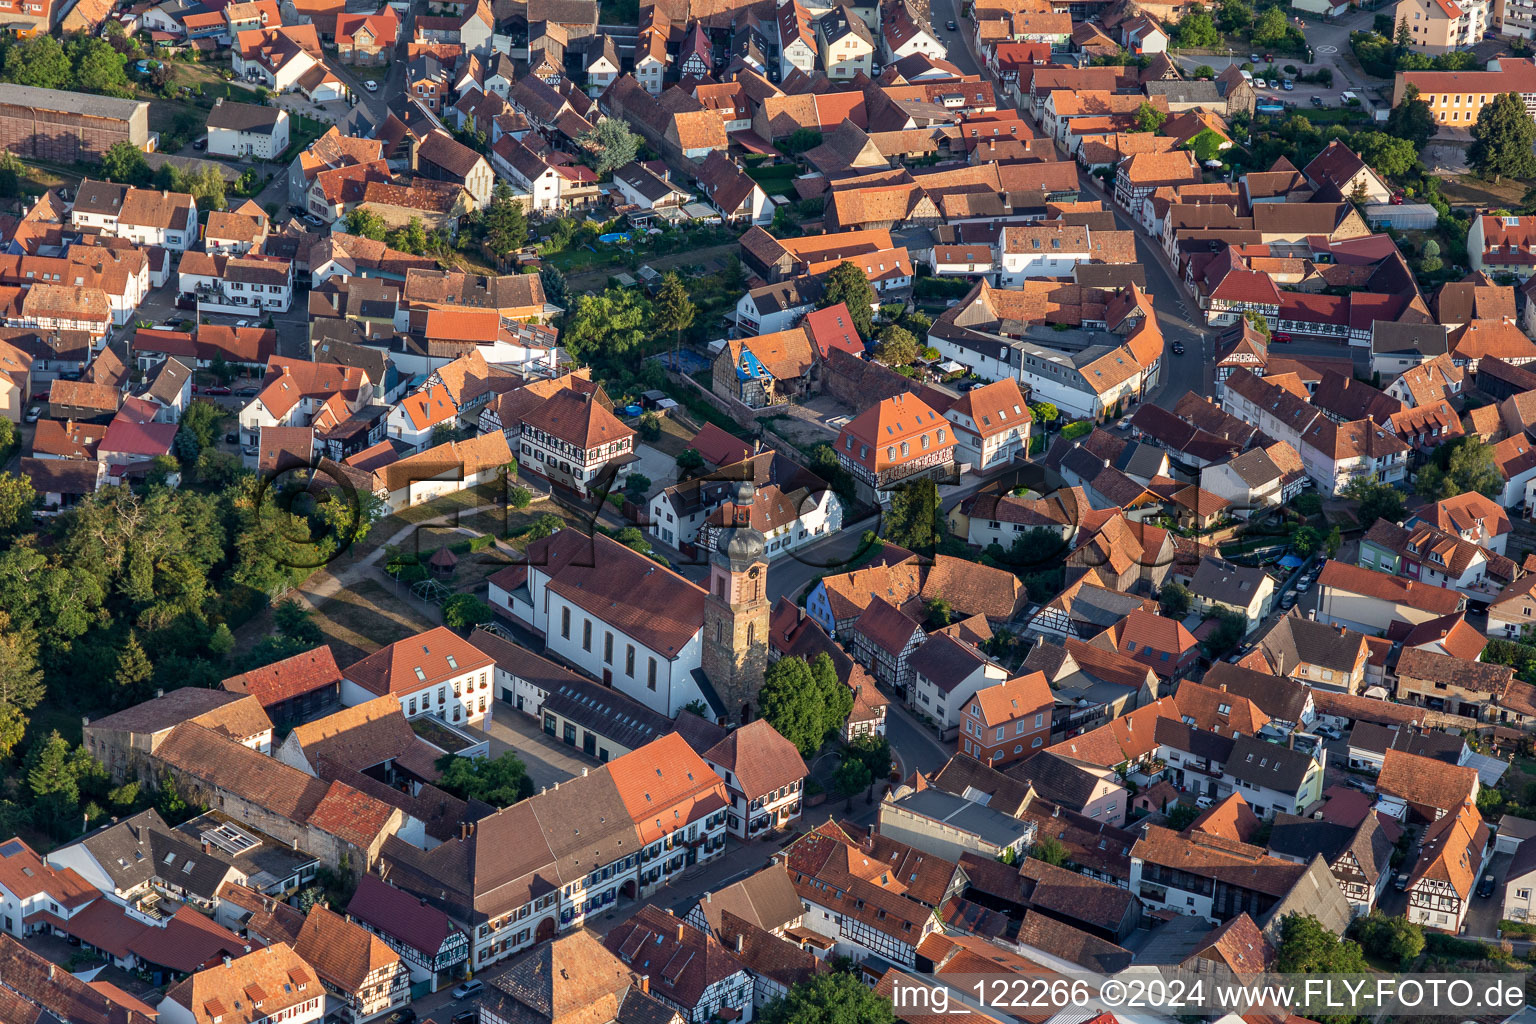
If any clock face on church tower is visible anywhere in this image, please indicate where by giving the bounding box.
[747,566,761,579]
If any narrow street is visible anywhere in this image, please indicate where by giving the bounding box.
[931,0,1214,403]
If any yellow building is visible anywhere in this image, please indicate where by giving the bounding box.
[1392,57,1536,124]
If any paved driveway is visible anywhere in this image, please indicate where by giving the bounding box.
[472,704,588,791]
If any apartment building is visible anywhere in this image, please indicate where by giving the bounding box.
[1392,57,1536,125]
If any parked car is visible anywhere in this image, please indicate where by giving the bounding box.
[193,138,206,150]
[288,204,308,219]
[364,79,379,91]
[451,1014,477,1024]
[1282,78,1294,90]
[1394,872,1410,891]
[236,386,258,397]
[381,1011,417,1024]
[1314,725,1342,740]
[452,981,483,1000]
[24,405,40,423]
[947,18,958,29]
[242,445,258,457]
[1249,52,1259,62]
[1253,78,1267,89]
[203,385,232,396]
[30,390,48,401]
[1479,872,1498,898]
[1263,52,1273,60]
[1171,341,1185,355]
[1271,332,1292,343]
[1281,594,1296,609]
[234,319,251,328]
[1310,95,1324,107]
[1390,191,1405,205]
[1195,795,1214,809]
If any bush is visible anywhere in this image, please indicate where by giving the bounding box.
[1060,421,1092,441]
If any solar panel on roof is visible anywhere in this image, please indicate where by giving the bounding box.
[0,841,21,858]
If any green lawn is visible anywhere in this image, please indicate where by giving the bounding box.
[746,162,800,198]
[285,115,328,159]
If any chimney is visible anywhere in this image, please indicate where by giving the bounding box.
[705,891,711,902]
[677,923,685,942]
[203,840,211,854]
[640,976,650,994]
[223,956,233,968]
[47,965,54,982]
[733,933,744,953]
[582,767,589,777]
[1219,683,1226,692]
[155,688,163,698]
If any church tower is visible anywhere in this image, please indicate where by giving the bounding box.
[702,481,771,724]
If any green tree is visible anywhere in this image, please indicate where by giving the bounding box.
[1351,131,1418,179]
[525,512,563,542]
[819,261,876,341]
[1470,92,1536,182]
[208,622,236,658]
[0,151,23,199]
[759,972,895,1024]
[623,473,652,503]
[100,140,150,185]
[874,324,919,366]
[1029,401,1058,425]
[436,750,534,805]
[562,288,654,363]
[156,771,196,825]
[482,182,528,257]
[508,485,533,509]
[0,472,35,534]
[1292,524,1322,557]
[676,448,705,476]
[26,731,105,837]
[1243,309,1271,341]
[884,478,940,553]
[1417,436,1502,500]
[1387,84,1437,149]
[1342,477,1405,528]
[113,631,153,705]
[637,411,662,441]
[781,127,822,154]
[1276,916,1369,1024]
[1253,4,1290,44]
[834,755,872,810]
[1324,525,1343,557]
[1158,582,1191,618]
[274,599,323,644]
[1202,609,1249,659]
[652,271,697,355]
[1030,835,1068,865]
[578,116,640,175]
[185,165,227,212]
[759,656,828,755]
[1217,0,1252,31]
[3,34,70,89]
[0,613,45,713]
[442,594,493,629]
[1134,100,1168,133]
[71,37,130,96]
[345,207,388,240]
[847,732,890,793]
[1348,911,1424,968]
[540,264,570,309]
[386,216,429,255]
[1174,5,1220,46]
[925,597,952,629]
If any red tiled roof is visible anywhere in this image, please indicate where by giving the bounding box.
[222,646,342,707]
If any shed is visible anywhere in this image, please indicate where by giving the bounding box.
[1364,204,1436,231]
[1498,815,1536,855]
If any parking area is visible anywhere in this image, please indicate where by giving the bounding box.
[471,704,587,791]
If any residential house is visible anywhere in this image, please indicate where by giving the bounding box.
[207,98,291,160]
[1188,557,1276,634]
[711,329,815,410]
[344,874,468,990]
[158,944,324,1024]
[603,906,754,1024]
[958,671,1053,767]
[834,392,957,505]
[1249,613,1370,694]
[1315,559,1466,633]
[340,625,495,729]
[292,904,409,1024]
[942,378,1031,470]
